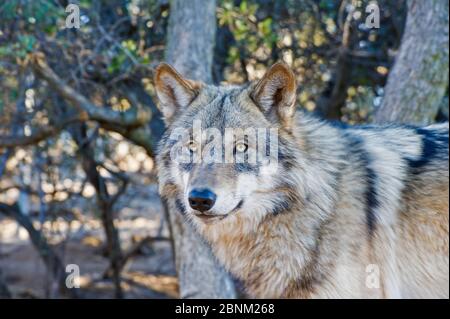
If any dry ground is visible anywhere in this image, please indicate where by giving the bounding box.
[0,184,178,299]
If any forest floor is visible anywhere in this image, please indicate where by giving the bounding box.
[0,184,178,299]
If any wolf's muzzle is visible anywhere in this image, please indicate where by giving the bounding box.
[188,188,217,212]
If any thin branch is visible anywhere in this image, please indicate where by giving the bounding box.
[30,52,151,129]
[30,52,154,156]
[97,163,130,206]
[0,115,84,148]
[103,235,170,279]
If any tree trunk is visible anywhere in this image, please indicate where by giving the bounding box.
[164,0,237,298]
[166,0,216,84]
[374,0,449,124]
[315,47,351,120]
[316,4,356,120]
[71,124,124,299]
[0,268,12,299]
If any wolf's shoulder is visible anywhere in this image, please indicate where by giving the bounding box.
[296,112,448,167]
[338,120,448,171]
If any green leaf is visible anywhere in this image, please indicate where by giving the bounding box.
[239,1,248,13]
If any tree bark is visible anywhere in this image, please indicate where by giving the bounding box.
[0,268,12,299]
[316,3,356,120]
[71,124,124,299]
[374,0,449,124]
[166,0,216,84]
[164,0,236,298]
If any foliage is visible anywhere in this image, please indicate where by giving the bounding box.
[216,0,408,122]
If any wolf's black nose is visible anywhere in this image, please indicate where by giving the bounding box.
[188,189,217,212]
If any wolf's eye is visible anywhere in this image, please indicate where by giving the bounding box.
[187,141,198,153]
[234,142,248,153]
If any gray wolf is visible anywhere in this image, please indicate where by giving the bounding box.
[155,62,449,298]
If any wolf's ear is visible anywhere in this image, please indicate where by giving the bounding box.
[154,63,202,123]
[251,62,297,128]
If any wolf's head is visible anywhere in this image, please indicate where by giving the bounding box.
[155,63,304,234]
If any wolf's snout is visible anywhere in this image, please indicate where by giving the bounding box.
[188,188,217,212]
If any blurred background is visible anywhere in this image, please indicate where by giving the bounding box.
[0,0,448,299]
